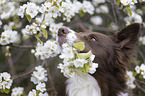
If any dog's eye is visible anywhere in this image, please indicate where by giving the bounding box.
[88,36,97,41]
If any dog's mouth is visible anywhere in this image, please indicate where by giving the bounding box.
[57,27,77,47]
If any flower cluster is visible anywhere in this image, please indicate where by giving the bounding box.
[120,0,138,6]
[28,82,48,96]
[31,66,47,84]
[0,72,13,93]
[124,11,143,24]
[58,43,98,78]
[18,2,39,18]
[18,0,94,22]
[0,0,16,20]
[126,71,136,89]
[11,87,24,96]
[90,2,109,26]
[135,63,145,79]
[32,40,60,60]
[0,30,19,45]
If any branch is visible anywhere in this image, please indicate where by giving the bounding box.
[12,60,46,80]
[12,66,34,80]
[135,81,145,93]
[7,55,16,76]
[12,44,35,48]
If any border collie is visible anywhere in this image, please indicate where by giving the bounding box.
[57,23,141,96]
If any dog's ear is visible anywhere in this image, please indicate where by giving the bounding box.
[77,24,89,32]
[113,23,141,48]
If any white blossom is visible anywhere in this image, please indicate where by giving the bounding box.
[28,89,36,96]
[39,92,49,96]
[90,16,103,25]
[92,0,105,6]
[89,63,98,74]
[126,71,136,89]
[49,23,63,39]
[96,5,109,14]
[11,87,24,96]
[0,0,6,4]
[74,59,87,68]
[36,82,46,92]
[1,72,11,81]
[18,6,26,18]
[120,0,133,6]
[31,65,47,84]
[25,2,39,18]
[0,72,13,90]
[0,30,19,45]
[1,2,16,19]
[135,66,141,74]
[81,1,94,15]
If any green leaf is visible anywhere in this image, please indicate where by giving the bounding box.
[3,89,10,94]
[116,0,120,5]
[139,74,143,79]
[83,63,90,73]
[35,36,42,44]
[133,72,137,77]
[77,50,92,59]
[126,7,132,16]
[42,28,48,39]
[79,10,85,17]
[26,14,32,22]
[73,42,85,51]
[60,1,62,6]
[56,5,59,9]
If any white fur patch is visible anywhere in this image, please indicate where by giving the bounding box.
[66,74,101,96]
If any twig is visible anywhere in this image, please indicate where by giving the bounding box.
[12,67,34,80]
[12,44,35,48]
[7,56,16,76]
[45,62,58,96]
[135,81,145,93]
[136,79,145,84]
[12,61,46,80]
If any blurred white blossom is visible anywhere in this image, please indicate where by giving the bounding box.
[90,16,103,25]
[92,0,105,6]
[0,30,19,45]
[96,5,109,14]
[126,71,136,89]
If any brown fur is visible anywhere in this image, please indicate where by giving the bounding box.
[57,23,141,96]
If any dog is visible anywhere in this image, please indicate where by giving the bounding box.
[57,23,141,96]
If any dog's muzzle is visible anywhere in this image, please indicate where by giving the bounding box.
[58,27,77,46]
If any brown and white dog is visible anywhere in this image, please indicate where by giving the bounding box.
[57,23,141,96]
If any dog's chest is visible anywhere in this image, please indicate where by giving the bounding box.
[66,74,101,96]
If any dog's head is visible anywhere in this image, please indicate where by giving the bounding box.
[58,23,141,70]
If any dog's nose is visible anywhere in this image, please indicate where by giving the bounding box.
[58,27,69,36]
